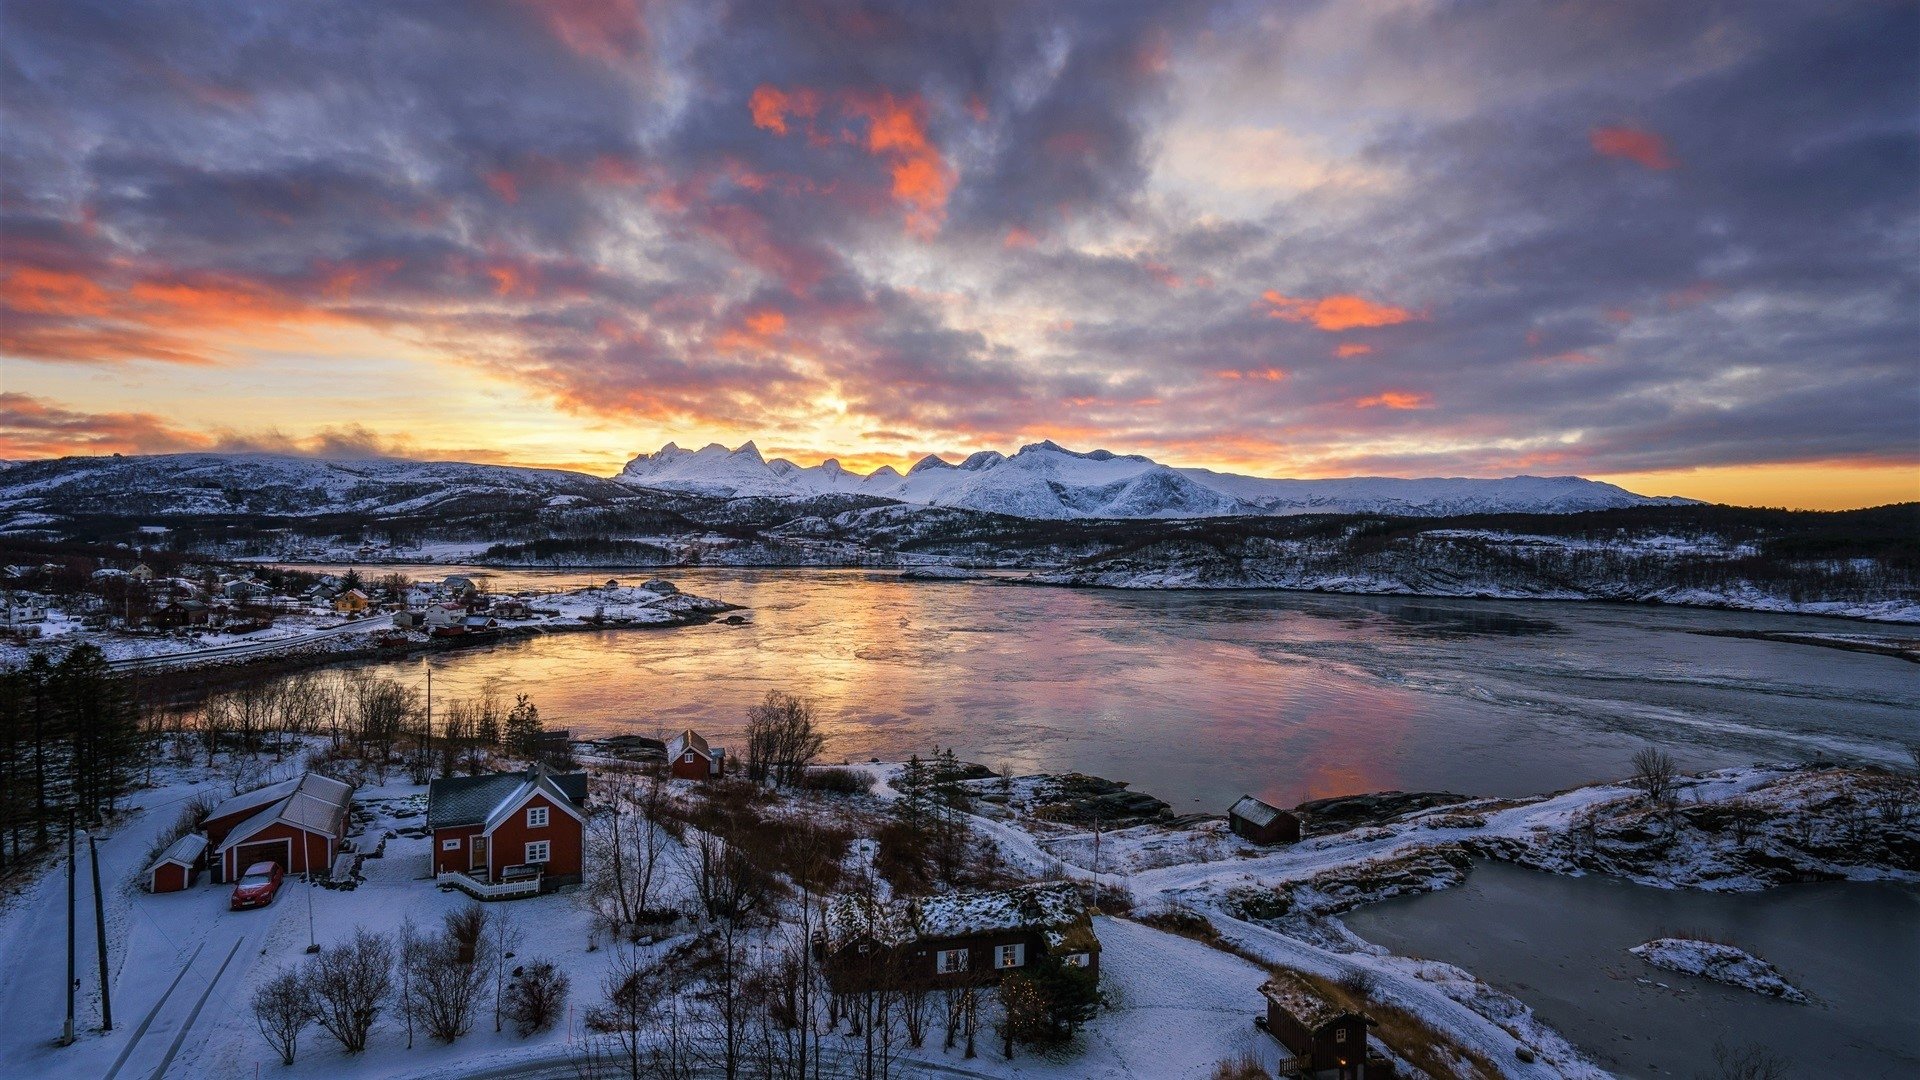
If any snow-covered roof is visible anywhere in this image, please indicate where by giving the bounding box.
[1230,795,1289,828]
[205,775,304,825]
[1259,972,1371,1033]
[666,729,713,760]
[824,882,1094,952]
[215,773,354,853]
[146,831,207,873]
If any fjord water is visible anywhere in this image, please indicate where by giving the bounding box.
[324,567,1917,809]
[1343,861,1920,1078]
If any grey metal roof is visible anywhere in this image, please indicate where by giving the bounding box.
[216,773,355,853]
[1230,795,1286,828]
[428,769,586,831]
[147,832,207,874]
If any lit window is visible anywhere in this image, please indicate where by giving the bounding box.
[1063,952,1090,968]
[995,944,1025,969]
[525,841,550,864]
[441,838,461,851]
[527,806,549,828]
[937,949,969,974]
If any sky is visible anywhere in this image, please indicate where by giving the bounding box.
[1,0,1916,509]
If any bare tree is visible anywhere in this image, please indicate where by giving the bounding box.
[405,919,491,1043]
[251,965,311,1066]
[307,928,394,1054]
[490,907,524,1033]
[680,828,770,923]
[1630,746,1678,804]
[586,773,675,938]
[1703,1039,1791,1080]
[744,691,825,788]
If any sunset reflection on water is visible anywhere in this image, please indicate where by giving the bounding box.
[278,567,1919,810]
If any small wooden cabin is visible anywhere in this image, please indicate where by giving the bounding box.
[1259,971,1378,1079]
[666,729,724,780]
[818,881,1099,993]
[145,832,208,893]
[1230,795,1302,844]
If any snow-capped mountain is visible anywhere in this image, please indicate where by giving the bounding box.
[0,452,636,523]
[616,440,1693,519]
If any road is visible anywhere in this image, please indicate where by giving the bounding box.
[107,613,393,671]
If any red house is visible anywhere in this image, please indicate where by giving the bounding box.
[206,773,355,883]
[666,729,724,780]
[1230,795,1302,845]
[144,832,208,893]
[428,766,587,898]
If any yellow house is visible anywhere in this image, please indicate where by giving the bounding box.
[332,588,371,614]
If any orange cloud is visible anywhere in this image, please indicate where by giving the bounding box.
[485,170,520,203]
[1590,125,1677,170]
[1003,226,1038,249]
[1334,342,1373,358]
[1215,367,1287,382]
[1262,291,1420,331]
[518,0,646,64]
[1353,390,1431,410]
[752,85,955,236]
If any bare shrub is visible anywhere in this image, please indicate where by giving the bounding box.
[251,965,311,1065]
[1702,1039,1792,1079]
[143,792,214,871]
[444,903,489,964]
[1211,1054,1272,1080]
[1630,747,1678,803]
[307,929,393,1054]
[799,765,875,796]
[406,931,489,1043]
[502,958,569,1036]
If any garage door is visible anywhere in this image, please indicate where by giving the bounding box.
[237,841,289,873]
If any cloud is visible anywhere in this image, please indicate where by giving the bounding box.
[1261,291,1421,331]
[1590,124,1677,170]
[1352,391,1432,410]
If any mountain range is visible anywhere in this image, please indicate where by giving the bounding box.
[615,439,1695,519]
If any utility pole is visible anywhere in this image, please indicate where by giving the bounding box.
[88,832,112,1029]
[424,662,432,775]
[306,875,319,953]
[62,815,75,1045]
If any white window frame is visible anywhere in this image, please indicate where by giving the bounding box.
[441,838,461,851]
[1062,952,1090,968]
[524,840,551,864]
[527,805,549,828]
[937,948,969,974]
[994,943,1025,970]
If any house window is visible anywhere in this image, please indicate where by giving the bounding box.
[441,838,461,851]
[684,752,695,763]
[994,943,1025,969]
[525,840,550,864]
[1334,1029,1348,1044]
[527,806,549,828]
[937,949,969,974]
[1062,952,1090,968]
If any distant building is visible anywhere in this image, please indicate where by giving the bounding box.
[666,729,725,780]
[1257,970,1380,1079]
[1229,795,1302,845]
[203,773,355,883]
[443,575,477,596]
[332,588,371,614]
[817,881,1099,993]
[428,767,587,897]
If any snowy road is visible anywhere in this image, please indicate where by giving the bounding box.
[107,613,393,671]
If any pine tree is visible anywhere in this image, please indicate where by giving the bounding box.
[503,694,543,759]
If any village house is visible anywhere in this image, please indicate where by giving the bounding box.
[144,832,208,893]
[1258,971,1383,1079]
[666,729,725,780]
[427,766,587,899]
[1230,795,1303,845]
[202,772,356,883]
[149,599,210,629]
[817,881,1099,993]
[443,574,478,596]
[331,587,371,614]
[129,562,154,582]
[422,601,469,632]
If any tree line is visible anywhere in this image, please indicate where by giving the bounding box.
[0,645,143,874]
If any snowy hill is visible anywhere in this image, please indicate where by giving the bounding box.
[617,439,1692,519]
[0,452,638,524]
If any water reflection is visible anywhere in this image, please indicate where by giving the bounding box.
[259,566,1919,810]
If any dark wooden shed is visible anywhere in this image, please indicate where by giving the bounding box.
[1230,795,1302,844]
[1259,971,1378,1079]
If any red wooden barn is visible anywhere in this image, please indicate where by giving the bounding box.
[1230,795,1302,845]
[206,773,355,883]
[144,832,208,893]
[428,767,588,895]
[666,729,724,780]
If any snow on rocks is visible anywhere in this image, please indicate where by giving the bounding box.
[1629,938,1810,1003]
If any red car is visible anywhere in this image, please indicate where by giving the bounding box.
[230,860,284,910]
